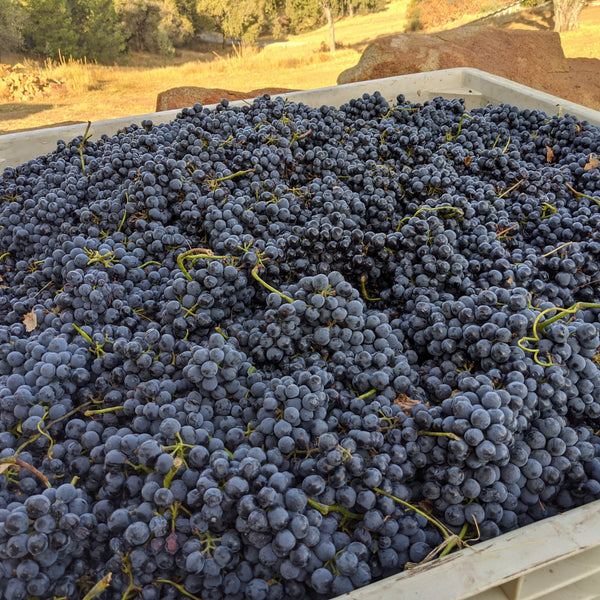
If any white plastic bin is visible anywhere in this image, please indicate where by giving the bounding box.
[2,66,600,599]
[2,67,600,169]
[333,498,600,600]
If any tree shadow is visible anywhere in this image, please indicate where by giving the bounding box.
[0,103,54,121]
[340,2,557,50]
[476,3,555,30]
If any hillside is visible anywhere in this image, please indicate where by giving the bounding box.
[1,0,600,134]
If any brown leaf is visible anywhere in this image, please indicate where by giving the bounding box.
[464,155,472,167]
[584,154,599,170]
[23,309,38,332]
[0,463,14,475]
[394,393,421,416]
[545,145,554,163]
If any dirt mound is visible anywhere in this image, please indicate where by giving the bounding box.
[156,86,298,111]
[337,25,600,112]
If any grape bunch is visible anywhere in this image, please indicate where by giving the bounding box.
[1,91,600,600]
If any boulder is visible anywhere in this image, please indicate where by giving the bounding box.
[337,26,600,112]
[338,27,568,84]
[156,86,298,112]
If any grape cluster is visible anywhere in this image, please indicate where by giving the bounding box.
[1,91,600,599]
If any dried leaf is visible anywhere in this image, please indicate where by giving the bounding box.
[23,309,38,332]
[394,393,421,416]
[464,155,472,167]
[0,463,14,475]
[545,145,554,163]
[584,154,599,170]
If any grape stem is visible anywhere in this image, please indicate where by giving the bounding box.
[15,398,94,455]
[541,241,575,257]
[0,456,51,488]
[82,573,112,600]
[497,178,524,199]
[566,181,600,207]
[373,487,452,539]
[156,579,203,600]
[177,247,232,281]
[418,431,460,441]
[84,405,125,416]
[78,120,92,172]
[438,522,470,558]
[517,301,600,366]
[306,497,362,521]
[251,266,294,303]
[396,205,464,232]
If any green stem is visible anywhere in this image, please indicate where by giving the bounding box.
[566,181,600,207]
[116,204,128,233]
[78,120,92,171]
[446,113,473,141]
[541,241,575,257]
[212,168,255,183]
[163,457,183,489]
[357,388,377,400]
[177,248,233,281]
[360,275,381,301]
[82,573,113,600]
[439,522,469,558]
[84,405,124,416]
[373,487,451,539]
[497,178,524,199]
[139,260,162,268]
[251,267,294,303]
[72,323,93,345]
[396,205,464,231]
[16,398,94,455]
[517,301,600,367]
[306,497,362,521]
[418,431,460,441]
[535,301,600,336]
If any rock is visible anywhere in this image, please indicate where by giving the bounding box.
[338,27,568,84]
[337,26,600,112]
[156,86,298,112]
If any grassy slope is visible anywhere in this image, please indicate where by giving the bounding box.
[1,0,600,134]
[0,1,408,133]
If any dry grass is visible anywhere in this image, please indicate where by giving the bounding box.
[0,1,410,133]
[1,0,600,134]
[560,6,600,59]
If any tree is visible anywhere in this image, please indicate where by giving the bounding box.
[21,0,79,59]
[156,0,195,52]
[282,0,384,50]
[0,0,28,60]
[321,1,336,53]
[70,0,128,63]
[114,0,193,55]
[553,0,585,32]
[196,0,273,44]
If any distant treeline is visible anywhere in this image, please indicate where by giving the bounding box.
[0,0,385,63]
